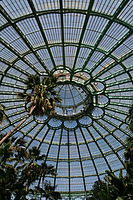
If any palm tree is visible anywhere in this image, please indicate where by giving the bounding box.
[87,106,133,200]
[0,137,61,199]
[0,74,61,145]
[0,104,6,124]
[128,104,133,132]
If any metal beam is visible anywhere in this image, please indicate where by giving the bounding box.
[27,0,57,70]
[70,0,95,79]
[82,0,131,71]
[59,0,66,67]
[1,9,132,31]
[0,6,50,74]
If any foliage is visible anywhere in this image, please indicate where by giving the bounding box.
[87,105,133,200]
[127,104,133,132]
[87,137,133,200]
[0,74,62,145]
[0,136,61,200]
[0,104,6,124]
[87,180,112,200]
[18,74,61,116]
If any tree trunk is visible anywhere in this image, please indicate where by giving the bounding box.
[0,105,36,145]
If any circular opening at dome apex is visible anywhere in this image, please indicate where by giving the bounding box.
[54,82,93,119]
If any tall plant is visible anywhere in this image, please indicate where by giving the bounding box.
[0,74,61,145]
[0,104,6,124]
[87,105,133,200]
[127,104,133,132]
[88,138,133,200]
[0,136,61,200]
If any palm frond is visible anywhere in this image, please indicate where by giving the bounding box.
[44,76,51,86]
[17,74,62,117]
[26,74,40,89]
[43,75,58,86]
[17,92,32,103]
[0,104,5,111]
[127,104,133,132]
[50,75,58,84]
[0,137,61,199]
[29,146,40,157]
[0,111,4,123]
[17,92,27,99]
[15,138,27,146]
[54,96,62,103]
[0,104,7,123]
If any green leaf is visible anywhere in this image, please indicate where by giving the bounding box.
[0,104,7,123]
[116,197,123,200]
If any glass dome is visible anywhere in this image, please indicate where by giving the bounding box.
[0,0,133,199]
[54,81,93,118]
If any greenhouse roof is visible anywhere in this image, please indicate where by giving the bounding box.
[0,0,133,199]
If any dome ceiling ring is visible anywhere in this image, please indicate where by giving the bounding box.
[0,0,133,198]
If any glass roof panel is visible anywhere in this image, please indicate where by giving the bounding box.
[32,0,60,11]
[92,0,123,15]
[0,0,32,19]
[0,0,133,199]
[118,0,133,24]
